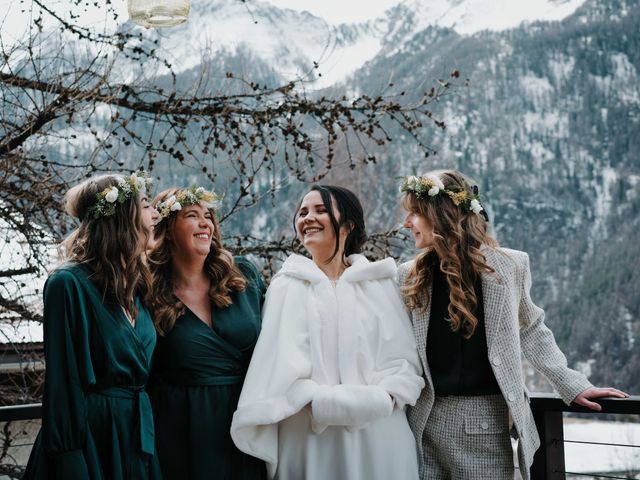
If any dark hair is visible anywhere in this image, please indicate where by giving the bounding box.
[293,184,367,264]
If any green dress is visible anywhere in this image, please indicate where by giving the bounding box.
[23,263,162,480]
[150,257,266,480]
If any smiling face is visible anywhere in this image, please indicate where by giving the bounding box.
[295,190,348,261]
[138,193,159,249]
[171,203,215,258]
[403,210,434,249]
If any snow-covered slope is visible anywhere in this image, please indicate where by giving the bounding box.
[155,0,587,85]
[392,0,586,35]
[1,0,586,87]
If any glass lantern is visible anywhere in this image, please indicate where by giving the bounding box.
[128,0,190,28]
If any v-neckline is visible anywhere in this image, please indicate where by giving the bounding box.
[74,263,141,334]
[69,263,151,365]
[116,297,155,366]
[118,299,140,334]
[185,305,214,329]
[121,306,137,329]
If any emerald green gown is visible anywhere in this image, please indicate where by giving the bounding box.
[23,263,162,480]
[150,257,266,480]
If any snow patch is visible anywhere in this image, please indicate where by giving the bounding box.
[591,167,617,237]
[523,112,569,138]
[590,53,639,105]
[564,419,640,474]
[620,306,635,350]
[250,211,268,237]
[520,74,554,102]
[574,358,595,378]
[548,54,576,85]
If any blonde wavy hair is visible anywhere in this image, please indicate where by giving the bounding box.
[61,174,153,318]
[402,170,498,339]
[148,188,246,335]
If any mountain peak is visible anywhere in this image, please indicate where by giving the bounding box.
[394,0,586,35]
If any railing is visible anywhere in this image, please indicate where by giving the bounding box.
[0,403,42,422]
[1,395,640,478]
[0,403,41,479]
[530,393,640,480]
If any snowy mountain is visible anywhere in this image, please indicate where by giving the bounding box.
[0,0,590,87]
[390,0,586,35]
[113,0,588,87]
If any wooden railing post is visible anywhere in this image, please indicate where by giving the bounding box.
[530,409,565,480]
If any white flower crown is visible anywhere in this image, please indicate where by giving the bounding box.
[85,171,153,220]
[156,186,221,220]
[400,174,485,216]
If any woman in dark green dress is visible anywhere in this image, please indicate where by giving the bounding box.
[23,172,163,480]
[148,187,266,480]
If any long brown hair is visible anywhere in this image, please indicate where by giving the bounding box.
[61,174,153,317]
[402,170,498,338]
[148,188,246,335]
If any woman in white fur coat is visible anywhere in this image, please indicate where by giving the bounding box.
[231,185,425,480]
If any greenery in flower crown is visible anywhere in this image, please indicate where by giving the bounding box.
[85,171,153,220]
[399,174,485,216]
[156,186,221,220]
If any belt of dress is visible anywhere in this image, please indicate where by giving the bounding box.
[158,373,245,386]
[88,385,154,455]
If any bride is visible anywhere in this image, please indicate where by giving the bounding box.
[231,184,424,479]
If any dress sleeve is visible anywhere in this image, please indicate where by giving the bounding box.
[517,253,593,404]
[235,256,267,307]
[231,276,319,473]
[41,270,92,478]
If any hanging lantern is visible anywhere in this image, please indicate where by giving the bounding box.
[128,0,190,28]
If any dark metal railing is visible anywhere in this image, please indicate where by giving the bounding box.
[0,403,42,422]
[1,395,640,478]
[530,393,640,480]
[0,403,42,479]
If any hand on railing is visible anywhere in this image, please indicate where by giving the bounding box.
[573,386,629,411]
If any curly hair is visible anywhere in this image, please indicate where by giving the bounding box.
[148,188,246,335]
[402,170,498,339]
[61,174,153,318]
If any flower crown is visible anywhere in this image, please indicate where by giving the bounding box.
[85,171,153,220]
[400,174,485,216]
[156,186,221,220]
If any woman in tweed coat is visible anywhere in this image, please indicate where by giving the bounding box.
[398,170,627,480]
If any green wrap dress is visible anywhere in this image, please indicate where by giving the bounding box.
[23,263,162,480]
[150,257,266,480]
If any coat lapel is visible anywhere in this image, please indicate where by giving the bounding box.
[413,282,432,382]
[481,250,507,351]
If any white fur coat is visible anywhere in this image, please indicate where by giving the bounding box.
[231,254,424,477]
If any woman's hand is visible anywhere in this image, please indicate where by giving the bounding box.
[573,387,629,411]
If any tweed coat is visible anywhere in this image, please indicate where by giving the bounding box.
[398,247,593,480]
